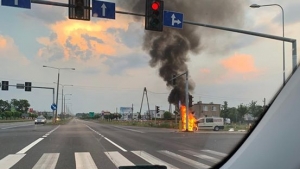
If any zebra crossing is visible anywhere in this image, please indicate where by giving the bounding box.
[0,149,227,169]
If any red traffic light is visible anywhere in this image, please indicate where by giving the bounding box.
[151,1,160,10]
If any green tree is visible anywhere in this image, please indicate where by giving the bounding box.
[237,104,248,123]
[221,101,229,119]
[227,107,237,123]
[0,100,11,113]
[163,111,172,120]
[10,99,30,113]
[4,111,12,120]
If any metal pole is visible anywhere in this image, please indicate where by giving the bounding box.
[132,104,133,121]
[55,70,60,123]
[52,88,55,123]
[185,71,189,131]
[292,41,297,73]
[145,89,151,121]
[281,6,286,85]
[155,105,156,124]
[64,95,66,117]
[61,86,63,119]
[139,88,145,119]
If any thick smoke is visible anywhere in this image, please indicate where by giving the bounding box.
[116,0,245,105]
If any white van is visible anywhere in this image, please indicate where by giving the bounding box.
[196,117,224,131]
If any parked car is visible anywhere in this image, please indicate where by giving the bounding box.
[196,116,224,131]
[34,116,47,124]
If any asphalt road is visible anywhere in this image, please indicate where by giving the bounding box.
[0,118,246,169]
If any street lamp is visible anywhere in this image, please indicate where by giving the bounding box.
[250,3,285,85]
[53,82,73,117]
[64,94,72,116]
[43,65,75,123]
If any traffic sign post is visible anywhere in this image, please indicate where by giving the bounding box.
[92,0,115,19]
[89,112,95,118]
[51,104,57,111]
[163,10,183,29]
[1,0,31,9]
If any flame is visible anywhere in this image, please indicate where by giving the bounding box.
[180,106,197,131]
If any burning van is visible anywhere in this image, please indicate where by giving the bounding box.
[196,117,224,131]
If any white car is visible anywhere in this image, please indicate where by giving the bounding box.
[34,116,47,124]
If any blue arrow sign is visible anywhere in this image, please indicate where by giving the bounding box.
[163,11,184,29]
[51,104,57,111]
[1,0,31,9]
[92,0,115,19]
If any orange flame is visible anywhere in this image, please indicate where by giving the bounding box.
[180,106,197,131]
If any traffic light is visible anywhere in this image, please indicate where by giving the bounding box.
[25,82,32,92]
[145,0,164,31]
[69,0,90,21]
[189,95,193,107]
[172,74,177,86]
[1,81,8,91]
[156,106,160,113]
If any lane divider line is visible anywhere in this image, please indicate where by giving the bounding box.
[85,124,127,152]
[113,126,145,133]
[16,138,44,154]
[1,124,34,130]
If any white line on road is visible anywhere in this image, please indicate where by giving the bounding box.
[16,138,44,154]
[0,154,26,169]
[75,152,98,169]
[114,126,145,133]
[105,151,134,168]
[32,153,59,169]
[132,151,178,169]
[1,124,34,129]
[85,124,127,151]
[180,150,221,163]
[159,150,210,169]
[104,137,127,152]
[201,149,227,157]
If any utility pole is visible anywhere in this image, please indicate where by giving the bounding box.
[132,104,134,121]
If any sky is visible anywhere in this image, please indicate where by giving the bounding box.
[0,0,300,114]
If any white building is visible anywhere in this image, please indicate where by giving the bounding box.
[145,110,166,119]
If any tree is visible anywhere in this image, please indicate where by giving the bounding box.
[163,111,172,120]
[0,100,10,113]
[221,101,229,119]
[237,104,248,123]
[10,99,30,113]
[227,107,237,123]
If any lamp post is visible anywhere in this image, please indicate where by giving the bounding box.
[250,3,285,85]
[43,65,75,123]
[64,94,72,116]
[54,82,73,119]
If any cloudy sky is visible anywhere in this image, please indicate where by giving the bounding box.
[0,0,299,114]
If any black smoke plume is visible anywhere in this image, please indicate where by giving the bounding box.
[116,0,245,105]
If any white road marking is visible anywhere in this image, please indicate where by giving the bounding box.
[85,124,127,152]
[105,151,134,168]
[1,124,33,129]
[0,154,26,169]
[75,152,98,169]
[201,149,227,157]
[104,137,127,152]
[159,150,210,169]
[114,126,145,133]
[42,136,47,138]
[16,138,44,154]
[180,150,221,163]
[32,153,59,169]
[132,151,178,169]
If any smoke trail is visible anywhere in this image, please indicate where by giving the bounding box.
[116,0,245,105]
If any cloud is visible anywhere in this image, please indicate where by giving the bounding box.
[36,17,135,63]
[104,53,148,75]
[221,53,258,74]
[200,68,211,74]
[273,2,300,25]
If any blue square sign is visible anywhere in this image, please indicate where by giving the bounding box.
[163,10,184,29]
[92,0,115,19]
[1,0,31,9]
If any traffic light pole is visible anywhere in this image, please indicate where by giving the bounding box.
[29,0,297,75]
[7,84,55,122]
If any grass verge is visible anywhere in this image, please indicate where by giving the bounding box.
[0,119,33,123]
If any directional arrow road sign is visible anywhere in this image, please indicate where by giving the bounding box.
[51,104,57,111]
[163,10,184,29]
[92,0,115,19]
[1,0,31,9]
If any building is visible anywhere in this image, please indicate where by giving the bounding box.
[145,110,166,119]
[192,101,221,118]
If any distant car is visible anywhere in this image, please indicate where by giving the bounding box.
[35,116,47,124]
[196,117,224,131]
